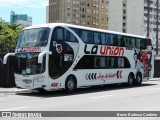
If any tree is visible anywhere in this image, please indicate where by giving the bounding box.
[0,23,23,53]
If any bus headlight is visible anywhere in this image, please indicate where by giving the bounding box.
[34,76,45,82]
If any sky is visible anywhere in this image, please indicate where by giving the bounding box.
[0,0,48,25]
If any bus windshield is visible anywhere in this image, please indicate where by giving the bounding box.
[17,27,50,48]
[15,53,46,75]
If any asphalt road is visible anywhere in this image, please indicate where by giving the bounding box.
[0,79,160,120]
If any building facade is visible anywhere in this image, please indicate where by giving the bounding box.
[0,17,5,23]
[46,6,49,23]
[48,0,109,29]
[109,0,160,55]
[10,11,32,27]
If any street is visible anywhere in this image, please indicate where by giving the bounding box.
[0,79,160,119]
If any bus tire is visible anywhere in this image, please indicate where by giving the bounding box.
[65,75,77,93]
[128,73,134,86]
[135,72,142,86]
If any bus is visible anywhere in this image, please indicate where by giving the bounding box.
[3,23,154,92]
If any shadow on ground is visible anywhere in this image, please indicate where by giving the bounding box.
[16,82,157,98]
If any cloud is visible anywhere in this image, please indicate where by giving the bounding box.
[0,0,48,8]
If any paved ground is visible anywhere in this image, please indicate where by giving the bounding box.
[0,78,160,120]
[0,78,159,93]
[0,87,30,93]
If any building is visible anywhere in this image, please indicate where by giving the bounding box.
[109,0,160,55]
[0,17,5,23]
[46,6,49,23]
[48,0,109,29]
[10,11,32,27]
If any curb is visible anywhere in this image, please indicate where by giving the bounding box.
[0,89,31,93]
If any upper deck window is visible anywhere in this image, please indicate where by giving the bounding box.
[52,27,63,41]
[80,30,93,44]
[52,27,78,42]
[17,27,50,48]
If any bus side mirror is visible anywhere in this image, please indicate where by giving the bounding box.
[3,53,15,64]
[38,51,52,63]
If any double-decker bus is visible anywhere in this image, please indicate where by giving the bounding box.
[3,23,154,92]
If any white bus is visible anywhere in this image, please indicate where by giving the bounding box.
[3,23,154,92]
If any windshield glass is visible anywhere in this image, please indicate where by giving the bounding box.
[15,53,46,75]
[17,27,50,48]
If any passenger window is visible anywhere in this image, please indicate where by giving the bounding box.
[124,57,131,68]
[136,38,141,48]
[126,37,131,46]
[121,36,126,47]
[106,34,113,45]
[101,33,106,45]
[70,28,80,36]
[99,57,106,68]
[131,37,136,47]
[140,39,146,49]
[74,56,94,69]
[118,58,124,68]
[52,27,63,41]
[113,35,118,46]
[80,30,93,43]
[94,57,100,68]
[94,32,101,44]
[64,28,78,42]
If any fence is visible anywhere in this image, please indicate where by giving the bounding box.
[154,60,160,77]
[0,54,16,87]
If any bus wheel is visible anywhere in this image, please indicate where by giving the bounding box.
[65,75,77,93]
[135,72,142,86]
[128,73,134,86]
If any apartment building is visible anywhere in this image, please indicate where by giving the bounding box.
[48,0,109,29]
[109,0,160,55]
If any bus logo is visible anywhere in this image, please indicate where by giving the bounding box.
[16,47,41,53]
[100,46,124,56]
[84,45,124,56]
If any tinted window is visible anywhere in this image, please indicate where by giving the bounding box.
[74,55,131,69]
[70,28,80,36]
[140,39,147,49]
[121,36,126,47]
[80,30,93,43]
[126,37,131,46]
[64,28,78,42]
[52,27,63,41]
[113,35,119,46]
[106,34,113,45]
[136,38,141,48]
[74,56,94,69]
[131,37,136,47]
[94,32,101,44]
[101,33,106,45]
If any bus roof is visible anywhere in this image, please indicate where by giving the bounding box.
[25,23,147,39]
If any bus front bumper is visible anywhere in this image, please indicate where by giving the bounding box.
[15,74,49,90]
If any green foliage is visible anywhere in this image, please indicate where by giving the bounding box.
[0,23,24,53]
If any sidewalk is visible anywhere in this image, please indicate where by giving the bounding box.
[0,87,31,93]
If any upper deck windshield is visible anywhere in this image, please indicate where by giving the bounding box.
[17,27,50,48]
